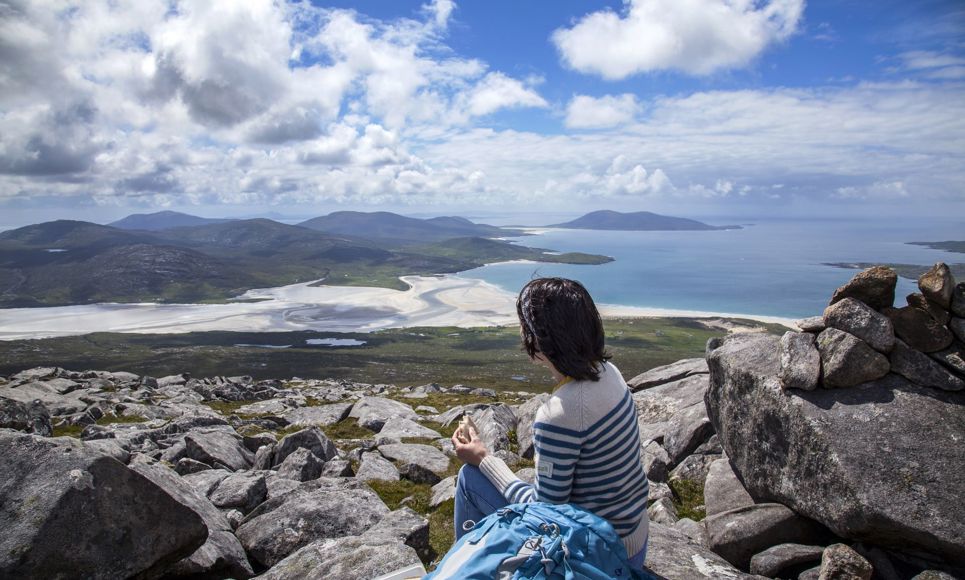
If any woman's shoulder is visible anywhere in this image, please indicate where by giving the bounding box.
[536,361,628,429]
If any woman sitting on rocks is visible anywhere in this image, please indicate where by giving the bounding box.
[451,276,651,569]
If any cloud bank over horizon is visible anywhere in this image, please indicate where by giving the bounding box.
[0,0,963,223]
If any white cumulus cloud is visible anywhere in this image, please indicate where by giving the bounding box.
[552,0,805,79]
[462,72,548,117]
[565,94,641,129]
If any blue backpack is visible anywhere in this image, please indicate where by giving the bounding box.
[425,502,654,580]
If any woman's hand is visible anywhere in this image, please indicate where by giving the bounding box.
[452,425,489,466]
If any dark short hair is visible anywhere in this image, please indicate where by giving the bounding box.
[516,277,610,381]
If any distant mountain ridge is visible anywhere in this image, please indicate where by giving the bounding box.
[550,210,740,231]
[298,211,526,245]
[109,211,233,230]
[0,214,610,307]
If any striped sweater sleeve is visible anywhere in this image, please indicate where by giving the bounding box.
[477,413,584,505]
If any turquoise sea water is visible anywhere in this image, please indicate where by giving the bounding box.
[463,218,965,319]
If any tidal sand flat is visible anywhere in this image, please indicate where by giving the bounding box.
[0,275,519,340]
[0,272,796,341]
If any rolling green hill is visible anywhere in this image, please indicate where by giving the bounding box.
[0,218,611,307]
[109,210,233,230]
[298,211,526,245]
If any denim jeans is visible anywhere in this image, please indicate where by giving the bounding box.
[452,464,647,568]
[454,464,509,540]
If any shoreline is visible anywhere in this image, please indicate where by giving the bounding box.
[0,274,796,341]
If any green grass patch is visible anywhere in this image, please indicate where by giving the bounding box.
[367,479,433,514]
[52,423,85,438]
[507,430,519,455]
[202,400,251,416]
[272,424,305,438]
[51,413,148,438]
[422,420,459,439]
[386,390,508,412]
[428,499,456,569]
[669,478,706,521]
[321,418,374,440]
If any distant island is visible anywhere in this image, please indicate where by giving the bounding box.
[909,240,965,254]
[0,212,610,308]
[824,239,965,281]
[550,210,741,231]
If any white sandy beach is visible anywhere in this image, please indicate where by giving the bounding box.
[0,274,796,341]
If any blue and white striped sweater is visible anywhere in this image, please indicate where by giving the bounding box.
[478,361,650,556]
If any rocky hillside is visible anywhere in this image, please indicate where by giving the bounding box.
[1,263,963,579]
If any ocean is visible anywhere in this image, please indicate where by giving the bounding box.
[462,217,965,319]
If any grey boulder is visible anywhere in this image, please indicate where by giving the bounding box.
[706,332,965,569]
[273,426,338,467]
[320,458,354,477]
[514,393,550,458]
[378,443,450,473]
[378,416,442,440]
[829,266,897,310]
[890,339,965,391]
[641,440,670,483]
[886,305,954,353]
[749,543,824,578]
[208,471,268,514]
[355,451,400,482]
[704,457,754,516]
[816,328,890,387]
[668,452,721,484]
[276,447,325,482]
[236,477,390,567]
[952,282,965,318]
[431,475,457,508]
[823,298,895,353]
[644,521,759,579]
[628,358,708,391]
[634,374,709,425]
[349,396,419,429]
[952,317,965,344]
[183,468,232,497]
[779,331,822,391]
[818,543,872,580]
[184,429,253,471]
[702,503,829,570]
[362,507,430,558]
[0,431,207,579]
[918,263,955,310]
[664,401,715,466]
[0,397,51,436]
[129,461,254,578]
[255,536,421,580]
[648,496,679,525]
[283,402,353,427]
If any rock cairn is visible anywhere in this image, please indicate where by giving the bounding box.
[780,263,964,393]
[694,264,963,579]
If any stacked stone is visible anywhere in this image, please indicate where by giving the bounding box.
[698,263,965,580]
[780,264,965,392]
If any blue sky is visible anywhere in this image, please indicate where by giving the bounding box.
[0,0,963,226]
